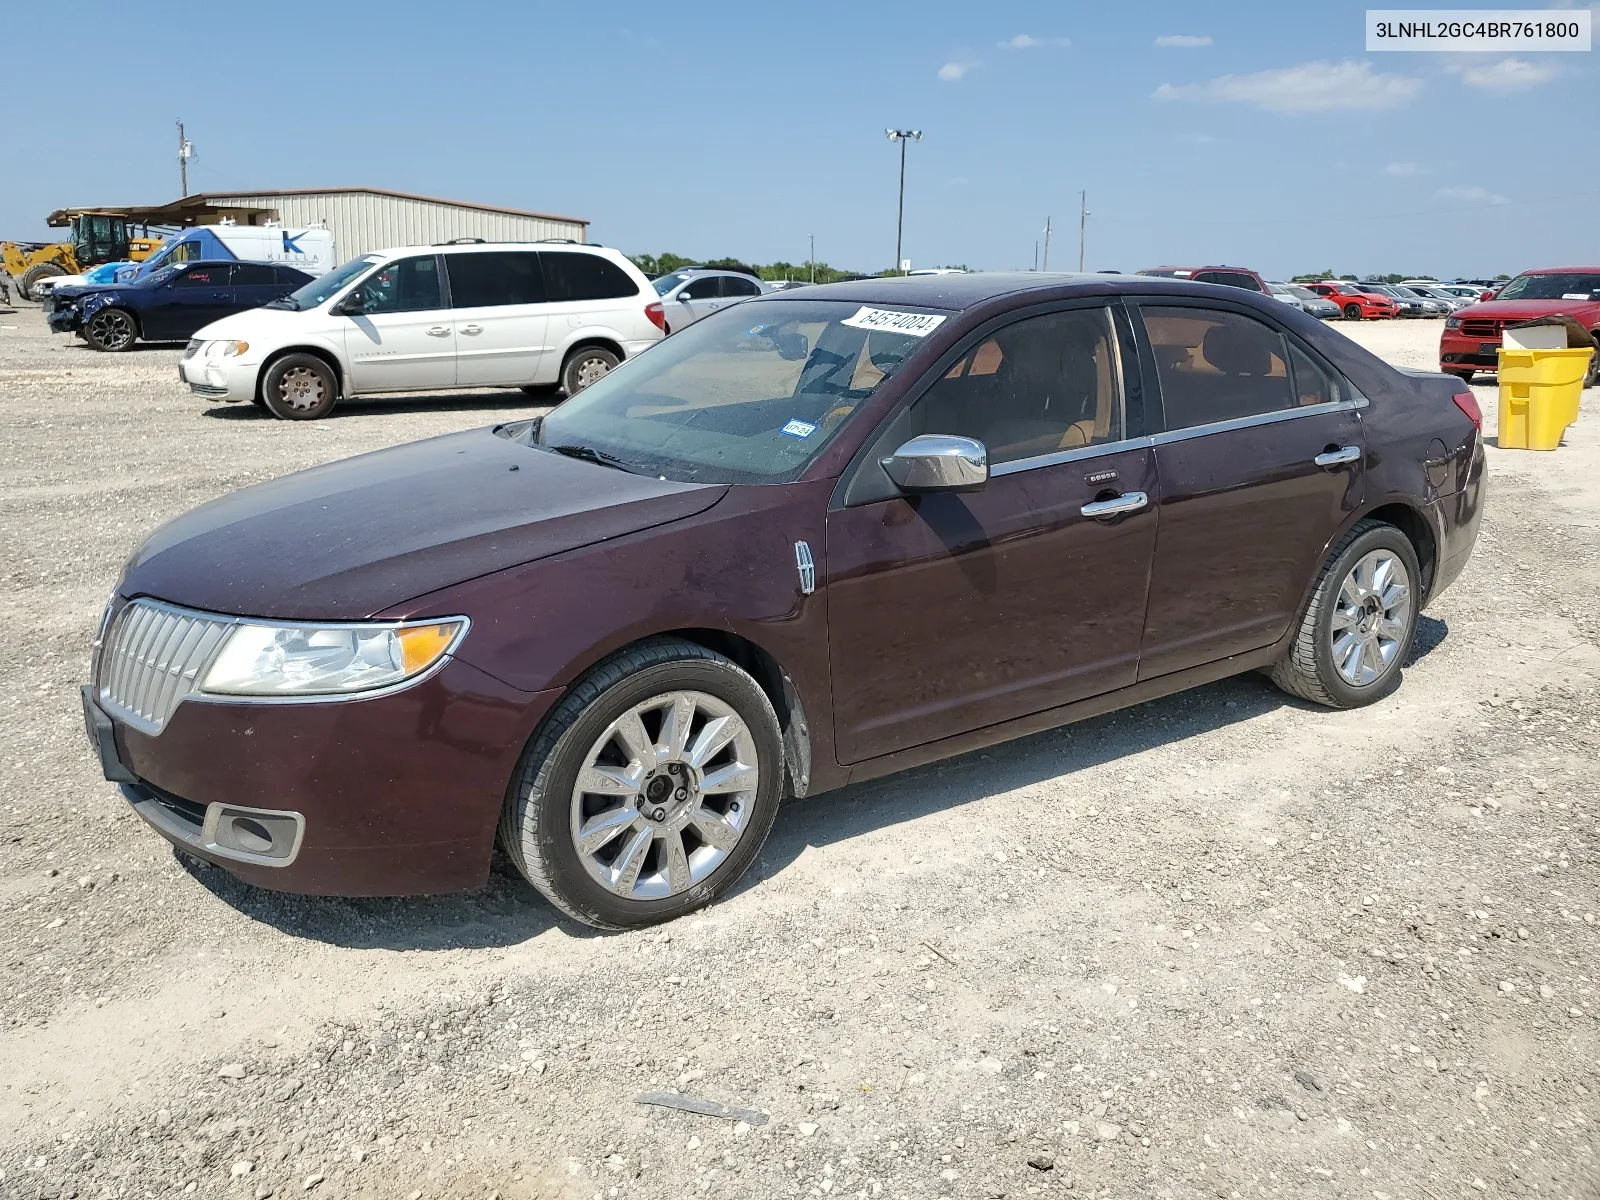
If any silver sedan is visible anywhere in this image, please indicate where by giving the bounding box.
[651,269,771,334]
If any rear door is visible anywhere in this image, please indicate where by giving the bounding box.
[539,251,647,378]
[1133,300,1366,679]
[341,254,456,393]
[225,262,285,319]
[445,251,548,386]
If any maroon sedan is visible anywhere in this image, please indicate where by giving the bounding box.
[83,274,1486,928]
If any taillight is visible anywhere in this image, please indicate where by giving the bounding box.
[1452,390,1483,431]
[644,301,666,332]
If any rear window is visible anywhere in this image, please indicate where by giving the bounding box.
[1141,306,1294,429]
[230,263,278,286]
[541,252,640,301]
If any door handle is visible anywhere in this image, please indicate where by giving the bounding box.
[425,326,451,337]
[1080,491,1148,519]
[460,324,483,336]
[1313,445,1362,469]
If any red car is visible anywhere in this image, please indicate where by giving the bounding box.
[1303,282,1399,321]
[1136,265,1270,295]
[1439,266,1600,386]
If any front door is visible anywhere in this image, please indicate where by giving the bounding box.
[1133,301,1366,679]
[667,274,726,332]
[444,250,549,386]
[341,254,456,393]
[825,304,1158,764]
[143,264,236,339]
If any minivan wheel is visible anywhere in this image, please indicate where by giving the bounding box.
[1269,520,1420,709]
[261,354,339,420]
[499,638,783,930]
[1343,303,1363,321]
[83,308,138,352]
[561,346,619,397]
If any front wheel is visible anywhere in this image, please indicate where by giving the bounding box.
[261,354,339,420]
[82,308,138,352]
[1269,520,1420,709]
[560,346,619,398]
[1446,369,1475,384]
[1343,303,1363,321]
[499,638,783,929]
[1585,345,1598,389]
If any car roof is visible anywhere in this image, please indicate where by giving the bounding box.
[371,241,618,258]
[1519,265,1600,273]
[753,271,1273,312]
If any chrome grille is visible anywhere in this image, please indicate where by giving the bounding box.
[97,600,232,735]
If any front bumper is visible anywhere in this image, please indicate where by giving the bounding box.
[47,308,81,334]
[84,655,561,896]
[1439,331,1501,372]
[178,354,261,402]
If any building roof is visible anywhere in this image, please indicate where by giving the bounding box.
[48,187,587,229]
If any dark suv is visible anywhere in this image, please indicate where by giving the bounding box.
[1136,265,1270,294]
[84,274,1485,928]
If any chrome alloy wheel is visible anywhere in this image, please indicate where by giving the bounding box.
[1330,549,1411,687]
[277,365,327,411]
[569,691,761,901]
[86,308,135,350]
[573,354,612,390]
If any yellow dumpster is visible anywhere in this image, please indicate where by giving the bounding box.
[1496,346,1591,450]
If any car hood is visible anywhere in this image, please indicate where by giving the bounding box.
[120,428,728,620]
[192,305,315,340]
[1459,297,1600,322]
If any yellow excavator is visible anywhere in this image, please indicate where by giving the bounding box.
[2,212,163,300]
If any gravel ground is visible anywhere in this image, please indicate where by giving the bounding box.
[1,307,1596,1200]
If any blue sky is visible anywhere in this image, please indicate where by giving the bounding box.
[4,1,1596,278]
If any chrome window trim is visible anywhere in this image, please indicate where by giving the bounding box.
[1149,397,1368,447]
[989,435,1153,478]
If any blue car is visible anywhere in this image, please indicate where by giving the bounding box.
[47,260,312,352]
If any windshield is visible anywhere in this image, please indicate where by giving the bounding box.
[652,271,693,296]
[534,299,947,484]
[1287,287,1321,302]
[273,255,382,310]
[1495,272,1600,301]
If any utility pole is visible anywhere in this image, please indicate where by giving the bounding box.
[1041,216,1052,272]
[809,234,815,284]
[1078,190,1090,272]
[885,129,922,274]
[177,121,193,197]
[1033,242,1039,272]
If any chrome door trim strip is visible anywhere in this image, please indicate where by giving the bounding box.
[1148,397,1368,447]
[988,435,1154,478]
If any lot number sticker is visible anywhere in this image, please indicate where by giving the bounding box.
[781,419,818,439]
[840,306,947,337]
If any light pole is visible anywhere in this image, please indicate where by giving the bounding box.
[885,129,921,274]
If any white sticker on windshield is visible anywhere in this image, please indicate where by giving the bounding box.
[840,306,947,337]
[781,419,818,439]
[1561,293,1590,300]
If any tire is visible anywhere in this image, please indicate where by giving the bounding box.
[1269,519,1421,710]
[499,638,783,930]
[1343,303,1362,321]
[1585,345,1599,389]
[18,262,65,302]
[560,345,619,397]
[260,354,339,420]
[82,307,139,352]
[1446,369,1475,384]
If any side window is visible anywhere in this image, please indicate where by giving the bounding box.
[890,307,1123,466]
[356,256,443,314]
[173,266,227,287]
[720,275,762,297]
[1217,272,1263,292]
[446,252,545,308]
[679,275,721,301]
[1289,343,1342,408]
[230,263,278,286]
[1141,306,1294,429]
[540,252,640,301]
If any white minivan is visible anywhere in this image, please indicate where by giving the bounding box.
[180,242,666,419]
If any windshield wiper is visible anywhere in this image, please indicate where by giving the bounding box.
[545,443,640,473]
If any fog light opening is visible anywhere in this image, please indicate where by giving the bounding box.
[228,816,275,855]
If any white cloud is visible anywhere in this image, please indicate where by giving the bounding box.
[1155,34,1213,47]
[997,33,1070,49]
[1451,57,1559,93]
[1435,184,1510,206]
[1152,59,1422,113]
[1384,161,1422,176]
[938,60,977,82]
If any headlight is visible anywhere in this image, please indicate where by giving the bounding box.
[205,340,250,358]
[200,618,468,697]
[1445,317,1462,329]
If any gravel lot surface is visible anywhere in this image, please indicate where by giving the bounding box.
[1,307,1596,1200]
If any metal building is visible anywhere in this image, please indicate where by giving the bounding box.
[56,187,589,258]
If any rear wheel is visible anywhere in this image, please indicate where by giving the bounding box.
[1585,344,1598,389]
[18,262,66,301]
[82,307,138,352]
[261,354,339,420]
[1269,520,1420,709]
[499,638,783,929]
[560,346,619,398]
[1343,303,1362,321]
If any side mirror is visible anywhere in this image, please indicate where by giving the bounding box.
[333,292,365,316]
[677,291,695,302]
[881,434,988,494]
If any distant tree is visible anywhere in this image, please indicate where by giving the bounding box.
[629,252,861,284]
[1495,272,1511,280]
[1291,270,1337,282]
